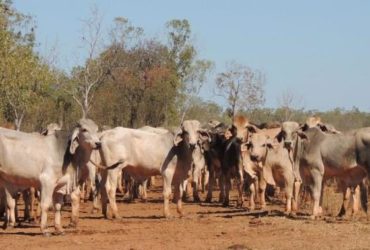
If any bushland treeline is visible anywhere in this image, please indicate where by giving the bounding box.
[0,1,368,132]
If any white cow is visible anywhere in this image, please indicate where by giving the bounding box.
[99,120,201,219]
[0,119,101,236]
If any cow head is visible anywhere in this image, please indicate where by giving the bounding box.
[41,122,62,136]
[276,121,300,151]
[70,119,101,154]
[233,115,250,142]
[247,133,273,163]
[301,116,341,134]
[174,120,202,149]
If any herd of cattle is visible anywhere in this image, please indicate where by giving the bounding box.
[0,115,369,236]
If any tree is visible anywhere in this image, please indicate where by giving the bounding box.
[0,1,54,130]
[64,6,110,118]
[215,61,265,120]
[166,19,213,122]
[276,89,304,121]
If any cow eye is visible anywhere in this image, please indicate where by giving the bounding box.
[82,128,88,132]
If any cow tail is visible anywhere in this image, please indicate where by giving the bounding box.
[359,179,368,214]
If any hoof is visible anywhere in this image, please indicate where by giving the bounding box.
[112,215,122,220]
[54,230,65,236]
[43,232,52,237]
[193,197,201,203]
[236,202,244,208]
[67,222,77,228]
[177,210,185,218]
[164,215,175,220]
[91,208,100,214]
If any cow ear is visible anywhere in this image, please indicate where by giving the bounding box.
[266,137,275,149]
[297,131,308,140]
[299,123,309,131]
[174,134,183,146]
[69,128,80,154]
[41,128,48,136]
[198,129,210,142]
[317,123,328,132]
[173,128,183,146]
[275,131,284,143]
[240,142,249,152]
[246,124,259,134]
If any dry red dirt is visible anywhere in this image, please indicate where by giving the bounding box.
[0,181,369,250]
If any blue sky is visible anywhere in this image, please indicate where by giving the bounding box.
[13,0,370,111]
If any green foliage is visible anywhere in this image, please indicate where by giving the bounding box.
[0,1,56,130]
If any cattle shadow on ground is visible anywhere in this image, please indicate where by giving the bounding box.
[0,231,40,236]
[198,202,228,208]
[120,215,163,220]
[216,210,270,219]
[197,208,250,216]
[81,215,105,220]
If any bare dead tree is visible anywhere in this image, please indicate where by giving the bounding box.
[66,5,119,119]
[215,61,265,119]
[277,89,304,121]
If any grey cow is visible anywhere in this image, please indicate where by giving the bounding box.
[295,126,369,218]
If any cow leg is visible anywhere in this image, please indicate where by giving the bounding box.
[69,186,81,227]
[258,176,267,209]
[30,187,37,222]
[202,169,209,193]
[249,182,256,210]
[309,169,323,219]
[80,182,86,203]
[338,186,350,217]
[284,180,293,214]
[3,187,17,229]
[85,179,92,202]
[140,179,148,202]
[23,189,31,222]
[219,174,226,204]
[205,169,215,203]
[174,181,185,217]
[223,174,231,207]
[351,186,360,216]
[53,192,64,235]
[117,170,124,194]
[87,162,100,213]
[236,168,244,208]
[0,188,6,219]
[92,173,101,213]
[40,179,54,236]
[106,168,121,219]
[192,167,201,202]
[100,171,109,219]
[292,181,301,212]
[181,178,190,202]
[162,173,173,218]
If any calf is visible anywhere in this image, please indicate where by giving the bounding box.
[247,129,297,213]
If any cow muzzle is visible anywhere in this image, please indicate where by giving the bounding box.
[284,141,293,150]
[94,141,102,149]
[250,154,260,162]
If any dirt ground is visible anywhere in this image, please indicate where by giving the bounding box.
[0,180,369,250]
